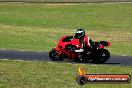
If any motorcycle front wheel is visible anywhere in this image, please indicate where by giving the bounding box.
[49,49,59,61]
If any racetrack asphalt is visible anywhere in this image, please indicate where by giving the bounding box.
[0,49,132,65]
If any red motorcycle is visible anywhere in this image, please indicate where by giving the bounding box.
[49,35,110,64]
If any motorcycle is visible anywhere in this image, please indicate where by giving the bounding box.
[49,35,110,64]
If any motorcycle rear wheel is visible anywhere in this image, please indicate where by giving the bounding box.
[92,49,110,64]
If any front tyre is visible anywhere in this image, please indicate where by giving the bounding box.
[49,49,59,61]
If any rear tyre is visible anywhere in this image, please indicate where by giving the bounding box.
[92,49,110,64]
[49,49,59,61]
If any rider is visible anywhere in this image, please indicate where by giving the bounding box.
[74,29,93,50]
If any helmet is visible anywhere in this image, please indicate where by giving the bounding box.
[74,29,85,39]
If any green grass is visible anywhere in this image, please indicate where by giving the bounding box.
[0,0,131,2]
[0,3,132,29]
[0,59,132,88]
[0,3,132,55]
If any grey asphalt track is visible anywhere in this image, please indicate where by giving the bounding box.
[0,49,132,65]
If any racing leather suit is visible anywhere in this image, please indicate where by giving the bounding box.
[78,35,92,50]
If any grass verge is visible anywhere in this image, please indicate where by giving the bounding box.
[0,59,132,88]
